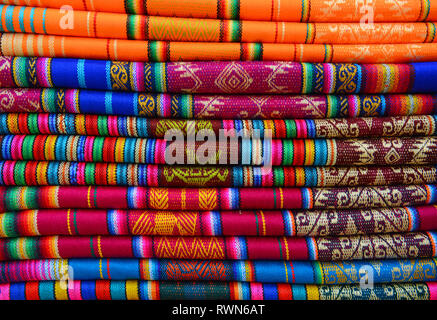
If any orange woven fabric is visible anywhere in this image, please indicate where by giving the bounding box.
[3,33,437,62]
[1,4,436,44]
[2,0,437,22]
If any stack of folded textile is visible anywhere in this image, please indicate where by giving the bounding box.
[0,0,436,301]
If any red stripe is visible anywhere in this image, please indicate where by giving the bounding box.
[293,140,305,166]
[277,283,293,300]
[26,282,40,300]
[96,280,112,300]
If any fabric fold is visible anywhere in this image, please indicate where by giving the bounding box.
[0,185,435,211]
[2,35,437,62]
[1,90,436,119]
[3,57,437,94]
[2,4,437,44]
[1,206,437,237]
[0,232,436,261]
[1,114,437,138]
[1,258,437,284]
[2,0,437,23]
[2,280,437,300]
[0,161,435,187]
[1,135,436,166]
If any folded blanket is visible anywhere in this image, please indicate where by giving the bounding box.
[0,185,435,211]
[2,4,437,44]
[1,114,437,138]
[0,232,436,261]
[2,0,436,23]
[2,91,437,120]
[2,57,437,94]
[1,258,436,285]
[1,135,436,166]
[0,161,435,187]
[2,35,437,62]
[2,206,436,237]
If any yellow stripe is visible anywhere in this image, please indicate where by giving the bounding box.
[66,209,73,235]
[295,167,305,186]
[87,186,93,208]
[306,285,320,300]
[283,236,290,260]
[99,259,104,279]
[126,280,140,300]
[283,261,289,283]
[259,210,266,236]
[0,213,4,237]
[97,236,103,258]
[304,140,314,165]
[54,281,69,300]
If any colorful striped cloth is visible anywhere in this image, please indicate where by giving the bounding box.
[2,4,437,44]
[1,280,436,300]
[2,34,437,62]
[4,0,437,22]
[0,232,436,261]
[1,135,436,166]
[0,115,437,140]
[2,57,437,94]
[1,114,436,139]
[1,206,436,237]
[0,185,435,211]
[3,0,434,23]
[0,161,435,187]
[1,258,437,284]
[1,89,436,119]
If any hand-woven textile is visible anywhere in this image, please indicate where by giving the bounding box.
[0,185,435,211]
[0,232,436,261]
[2,34,437,62]
[5,33,437,63]
[2,0,436,23]
[1,135,436,166]
[1,280,436,300]
[1,89,436,119]
[2,57,437,94]
[1,114,437,138]
[2,5,437,44]
[1,206,436,237]
[0,161,435,187]
[1,258,436,284]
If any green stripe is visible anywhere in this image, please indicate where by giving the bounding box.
[97,115,109,136]
[127,15,136,40]
[286,120,297,138]
[22,135,36,161]
[254,43,263,61]
[42,89,57,112]
[327,95,339,118]
[231,20,241,42]
[313,262,324,284]
[282,140,294,166]
[231,0,240,19]
[273,167,284,187]
[27,113,39,134]
[90,236,96,257]
[153,61,166,91]
[73,209,79,235]
[125,0,136,14]
[93,137,104,162]
[180,94,193,119]
[14,58,30,87]
[253,211,260,235]
[14,161,27,186]
[2,212,18,237]
[276,238,283,259]
[84,163,96,185]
